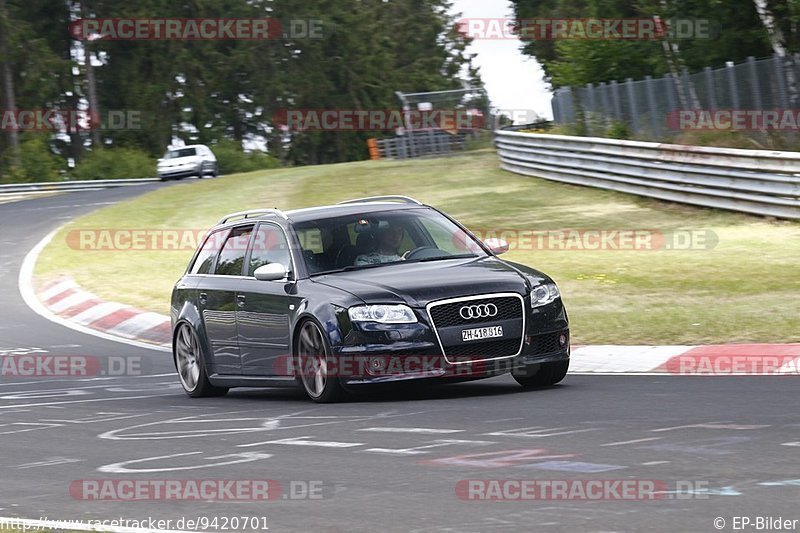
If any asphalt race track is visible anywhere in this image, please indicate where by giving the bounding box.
[1,187,798,532]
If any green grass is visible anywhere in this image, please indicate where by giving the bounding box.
[35,149,800,344]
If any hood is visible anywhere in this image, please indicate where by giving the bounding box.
[311,257,550,307]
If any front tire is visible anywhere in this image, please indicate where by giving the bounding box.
[295,320,347,403]
[174,323,228,398]
[513,360,569,388]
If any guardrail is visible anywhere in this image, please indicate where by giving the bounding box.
[495,131,800,219]
[0,178,159,195]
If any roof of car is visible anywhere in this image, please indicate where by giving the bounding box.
[285,202,427,223]
[214,197,429,227]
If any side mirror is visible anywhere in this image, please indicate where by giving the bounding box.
[254,263,288,281]
[484,237,509,255]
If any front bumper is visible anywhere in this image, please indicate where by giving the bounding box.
[331,298,568,386]
[158,166,198,179]
[334,328,570,386]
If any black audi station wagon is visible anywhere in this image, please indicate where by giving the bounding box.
[171,196,570,402]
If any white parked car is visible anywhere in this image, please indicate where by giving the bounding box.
[157,145,218,181]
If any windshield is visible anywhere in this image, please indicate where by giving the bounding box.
[292,208,487,275]
[164,147,197,159]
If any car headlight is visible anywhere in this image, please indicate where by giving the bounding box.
[348,304,417,324]
[530,283,560,308]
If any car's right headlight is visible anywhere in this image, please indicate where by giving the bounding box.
[348,304,417,324]
[530,283,560,308]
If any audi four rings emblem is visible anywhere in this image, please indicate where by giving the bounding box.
[460,303,498,320]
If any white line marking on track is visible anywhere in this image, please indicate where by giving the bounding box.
[17,457,81,469]
[239,436,365,448]
[0,422,63,435]
[359,427,464,434]
[0,373,175,387]
[98,451,272,473]
[99,417,281,441]
[0,394,169,410]
[365,439,496,455]
[600,437,663,447]
[651,422,770,432]
[484,426,601,438]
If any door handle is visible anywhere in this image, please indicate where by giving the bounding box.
[199,292,207,305]
[236,294,246,308]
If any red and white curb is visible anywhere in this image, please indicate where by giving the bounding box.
[19,229,170,352]
[36,276,171,348]
[569,344,800,375]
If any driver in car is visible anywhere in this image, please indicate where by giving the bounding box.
[355,223,405,265]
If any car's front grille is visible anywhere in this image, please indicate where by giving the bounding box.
[443,339,522,361]
[528,330,569,356]
[427,293,525,363]
[429,296,522,327]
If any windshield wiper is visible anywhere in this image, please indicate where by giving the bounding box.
[405,253,479,264]
[309,263,389,276]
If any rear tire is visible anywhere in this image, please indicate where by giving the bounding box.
[513,360,569,388]
[174,323,228,398]
[295,320,347,403]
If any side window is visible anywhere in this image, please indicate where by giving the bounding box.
[190,229,227,274]
[248,224,291,276]
[214,226,254,276]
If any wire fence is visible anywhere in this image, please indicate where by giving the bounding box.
[552,53,800,139]
[370,87,491,159]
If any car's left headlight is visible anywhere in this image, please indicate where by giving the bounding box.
[530,283,560,308]
[348,304,417,324]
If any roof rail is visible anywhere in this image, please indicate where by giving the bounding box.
[336,195,424,206]
[217,208,288,225]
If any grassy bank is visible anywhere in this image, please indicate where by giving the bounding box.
[35,149,800,344]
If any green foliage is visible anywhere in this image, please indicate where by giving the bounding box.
[510,0,774,88]
[0,0,481,181]
[72,148,155,180]
[0,134,63,183]
[605,121,630,139]
[213,140,281,175]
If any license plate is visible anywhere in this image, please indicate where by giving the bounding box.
[461,326,503,342]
